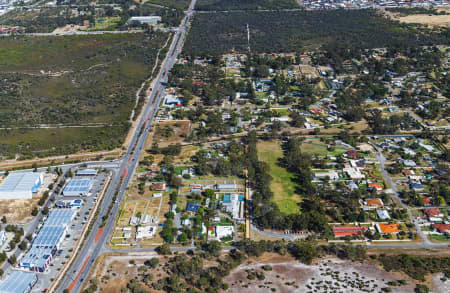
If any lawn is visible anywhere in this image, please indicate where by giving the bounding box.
[257,140,301,215]
[88,17,121,31]
[300,139,349,156]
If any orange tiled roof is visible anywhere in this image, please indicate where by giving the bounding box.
[366,199,383,207]
[379,223,399,234]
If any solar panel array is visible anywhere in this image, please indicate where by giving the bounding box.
[0,270,37,293]
[33,226,66,248]
[20,209,74,271]
[44,209,75,227]
[63,179,93,196]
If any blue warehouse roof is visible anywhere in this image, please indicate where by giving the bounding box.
[33,226,66,248]
[21,247,53,271]
[0,270,38,293]
[76,169,98,176]
[63,179,93,196]
[44,209,75,227]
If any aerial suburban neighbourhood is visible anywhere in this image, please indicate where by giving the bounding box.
[0,0,448,292]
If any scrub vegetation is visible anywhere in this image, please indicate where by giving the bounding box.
[183,9,450,55]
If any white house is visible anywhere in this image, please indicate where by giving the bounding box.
[344,167,365,180]
[314,170,339,181]
[136,226,156,240]
[215,225,234,239]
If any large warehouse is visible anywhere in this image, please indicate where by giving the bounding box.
[0,270,38,293]
[0,172,43,200]
[62,178,93,197]
[20,209,75,272]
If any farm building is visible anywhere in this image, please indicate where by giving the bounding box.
[0,270,38,293]
[62,179,93,196]
[0,172,43,199]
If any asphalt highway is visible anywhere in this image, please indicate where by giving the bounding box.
[55,1,196,292]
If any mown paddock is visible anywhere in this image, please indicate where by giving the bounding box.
[257,140,302,215]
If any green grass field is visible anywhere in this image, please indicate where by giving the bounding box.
[300,140,350,156]
[88,17,121,31]
[257,140,301,215]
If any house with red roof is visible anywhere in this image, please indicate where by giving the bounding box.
[151,182,166,191]
[368,182,383,192]
[421,197,432,206]
[424,208,443,220]
[333,226,368,238]
[433,224,450,234]
[346,151,360,159]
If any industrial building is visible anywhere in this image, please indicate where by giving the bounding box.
[0,172,43,199]
[75,169,98,177]
[128,16,161,25]
[0,270,38,293]
[62,178,93,196]
[20,209,75,272]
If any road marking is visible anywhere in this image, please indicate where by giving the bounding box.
[67,256,91,292]
[94,227,104,244]
[122,168,127,178]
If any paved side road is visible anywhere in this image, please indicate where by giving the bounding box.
[374,146,437,248]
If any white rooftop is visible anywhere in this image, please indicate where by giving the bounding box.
[0,172,42,192]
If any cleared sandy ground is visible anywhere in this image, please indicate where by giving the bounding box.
[224,253,447,293]
[397,14,450,26]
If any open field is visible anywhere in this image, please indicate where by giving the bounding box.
[397,14,450,26]
[0,198,39,223]
[385,8,450,27]
[87,17,121,31]
[113,183,170,247]
[153,120,191,147]
[84,253,162,293]
[257,140,301,214]
[300,139,351,156]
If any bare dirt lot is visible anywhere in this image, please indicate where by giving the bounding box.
[397,14,450,26]
[0,198,39,223]
[385,9,450,27]
[86,251,449,293]
[86,252,164,293]
[224,253,447,293]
